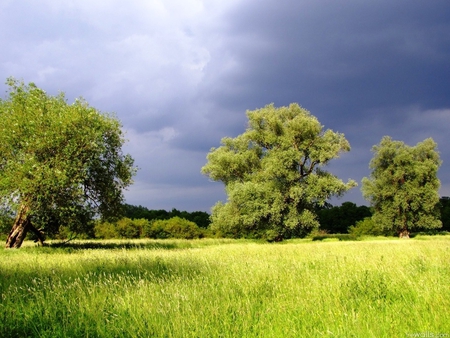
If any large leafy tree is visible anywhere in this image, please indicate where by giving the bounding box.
[201,103,356,240]
[0,78,136,248]
[361,136,441,238]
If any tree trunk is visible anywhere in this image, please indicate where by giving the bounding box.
[5,205,32,248]
[399,228,410,238]
[399,216,410,238]
[28,222,46,246]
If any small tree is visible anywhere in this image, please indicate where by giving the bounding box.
[0,78,136,248]
[202,103,356,240]
[362,136,442,237]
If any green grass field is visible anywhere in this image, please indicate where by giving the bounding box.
[1,237,449,337]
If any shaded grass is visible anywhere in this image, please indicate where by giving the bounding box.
[1,238,450,337]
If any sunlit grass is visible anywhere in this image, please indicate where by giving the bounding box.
[1,238,449,337]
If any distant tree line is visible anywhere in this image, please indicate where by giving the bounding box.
[316,198,450,236]
[316,202,372,234]
[121,204,210,229]
[93,216,207,240]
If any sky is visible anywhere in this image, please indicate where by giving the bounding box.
[1,0,449,212]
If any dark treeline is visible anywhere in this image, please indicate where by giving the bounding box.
[316,202,372,234]
[440,197,450,232]
[316,197,450,235]
[122,204,211,229]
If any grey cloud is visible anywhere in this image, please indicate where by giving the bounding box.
[1,0,449,211]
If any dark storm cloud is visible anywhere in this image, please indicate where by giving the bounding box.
[204,0,450,122]
[1,0,449,211]
[194,0,450,204]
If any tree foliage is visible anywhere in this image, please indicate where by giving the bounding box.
[145,217,205,239]
[348,217,393,237]
[0,78,136,248]
[122,204,211,229]
[202,103,357,240]
[361,136,441,237]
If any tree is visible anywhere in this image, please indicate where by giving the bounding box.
[201,103,357,240]
[361,136,441,238]
[0,78,136,248]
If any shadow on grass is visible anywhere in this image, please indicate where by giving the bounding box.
[47,240,180,251]
[1,242,214,289]
[311,234,358,241]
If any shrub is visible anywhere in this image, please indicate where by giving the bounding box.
[116,218,141,239]
[348,217,392,237]
[54,225,92,240]
[143,220,171,239]
[144,217,204,239]
[94,221,118,239]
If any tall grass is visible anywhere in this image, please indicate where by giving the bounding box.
[1,238,449,337]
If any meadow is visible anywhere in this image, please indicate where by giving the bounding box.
[1,237,449,337]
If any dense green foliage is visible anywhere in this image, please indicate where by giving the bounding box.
[0,208,14,241]
[348,217,393,237]
[362,137,442,237]
[144,217,205,239]
[202,103,356,240]
[122,204,210,228]
[317,202,372,233]
[1,238,449,337]
[94,217,206,240]
[0,78,135,247]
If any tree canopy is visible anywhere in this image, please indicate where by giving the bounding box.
[202,103,357,240]
[0,78,136,248]
[361,136,441,237]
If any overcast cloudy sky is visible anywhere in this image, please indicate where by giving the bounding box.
[1,0,449,212]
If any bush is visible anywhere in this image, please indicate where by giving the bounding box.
[144,217,204,239]
[94,221,118,239]
[348,217,392,237]
[116,218,141,239]
[143,220,171,239]
[94,218,150,239]
[94,217,204,240]
[54,225,93,240]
